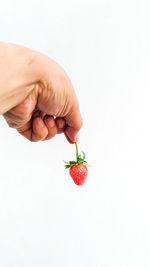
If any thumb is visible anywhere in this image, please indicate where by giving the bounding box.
[64,105,83,143]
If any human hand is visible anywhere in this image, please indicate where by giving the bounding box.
[1,43,82,143]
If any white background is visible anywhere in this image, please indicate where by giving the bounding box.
[0,0,150,266]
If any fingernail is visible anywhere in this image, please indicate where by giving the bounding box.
[46,117,55,128]
[58,121,65,129]
[66,128,79,143]
[37,119,44,129]
[75,133,79,142]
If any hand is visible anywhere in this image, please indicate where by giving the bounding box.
[1,43,82,143]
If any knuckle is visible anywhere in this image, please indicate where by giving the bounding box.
[8,122,17,128]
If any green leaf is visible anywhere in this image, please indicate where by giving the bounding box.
[83,163,92,167]
[82,151,85,160]
[63,160,69,164]
[65,165,71,169]
[78,158,83,162]
[77,159,84,164]
[69,161,77,164]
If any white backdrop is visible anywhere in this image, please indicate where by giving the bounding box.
[0,0,150,266]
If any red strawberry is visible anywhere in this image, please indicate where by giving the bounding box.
[64,142,89,186]
[69,164,88,185]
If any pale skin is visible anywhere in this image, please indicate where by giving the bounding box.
[0,42,82,143]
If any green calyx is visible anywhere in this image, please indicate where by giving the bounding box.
[64,142,88,169]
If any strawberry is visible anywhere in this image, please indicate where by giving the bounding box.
[64,143,88,185]
[69,164,88,185]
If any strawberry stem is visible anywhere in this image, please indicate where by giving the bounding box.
[75,142,78,161]
[64,142,90,168]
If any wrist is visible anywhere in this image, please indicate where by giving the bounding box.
[0,43,40,114]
